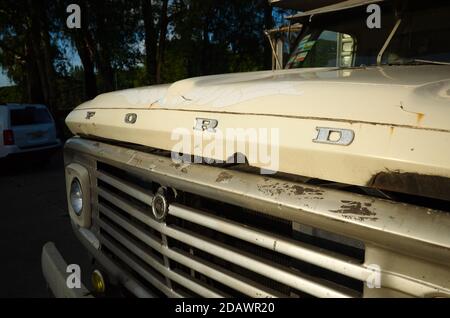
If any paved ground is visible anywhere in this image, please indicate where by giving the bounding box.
[0,151,90,298]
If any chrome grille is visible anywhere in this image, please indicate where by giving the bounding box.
[94,162,366,298]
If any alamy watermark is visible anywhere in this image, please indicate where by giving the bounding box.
[66,3,382,31]
[66,4,81,29]
[367,4,382,29]
[66,264,81,289]
[366,264,382,289]
[171,127,280,175]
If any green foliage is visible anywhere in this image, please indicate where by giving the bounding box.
[0,0,276,111]
[0,86,25,104]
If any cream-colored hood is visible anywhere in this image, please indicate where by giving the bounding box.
[67,65,450,200]
[75,65,450,131]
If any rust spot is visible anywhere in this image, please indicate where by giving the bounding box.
[331,200,376,218]
[216,172,233,183]
[400,103,426,126]
[257,183,324,199]
[170,162,189,174]
[257,183,283,196]
[292,185,324,196]
[416,113,425,126]
[389,126,395,136]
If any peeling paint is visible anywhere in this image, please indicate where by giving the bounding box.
[161,81,305,108]
[216,172,233,183]
[170,162,191,174]
[330,200,378,222]
[257,183,283,196]
[257,181,324,199]
[291,185,324,196]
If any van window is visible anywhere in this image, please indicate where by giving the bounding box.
[10,107,52,126]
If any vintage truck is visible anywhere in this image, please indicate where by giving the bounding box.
[42,0,450,298]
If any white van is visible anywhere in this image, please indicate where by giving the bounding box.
[0,104,61,159]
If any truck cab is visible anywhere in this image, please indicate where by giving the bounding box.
[43,0,450,298]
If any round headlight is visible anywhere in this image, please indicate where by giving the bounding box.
[70,178,83,216]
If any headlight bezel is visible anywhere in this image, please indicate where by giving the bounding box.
[65,163,92,228]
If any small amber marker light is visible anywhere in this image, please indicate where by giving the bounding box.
[91,270,106,293]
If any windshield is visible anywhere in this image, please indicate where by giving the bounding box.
[286,0,450,69]
[383,4,450,65]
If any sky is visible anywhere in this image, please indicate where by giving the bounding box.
[0,69,13,87]
[0,37,79,88]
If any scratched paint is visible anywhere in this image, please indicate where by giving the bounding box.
[161,82,305,108]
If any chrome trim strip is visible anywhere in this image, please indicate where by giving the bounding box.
[97,170,154,206]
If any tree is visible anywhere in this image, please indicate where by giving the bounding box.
[67,0,98,99]
[91,0,115,91]
[142,0,158,84]
[170,0,271,78]
[1,0,280,113]
[155,0,169,84]
[142,0,181,84]
[0,0,60,113]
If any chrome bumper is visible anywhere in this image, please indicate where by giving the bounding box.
[41,227,156,298]
[41,242,92,298]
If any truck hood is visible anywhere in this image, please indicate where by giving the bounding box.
[76,65,450,131]
[67,65,450,200]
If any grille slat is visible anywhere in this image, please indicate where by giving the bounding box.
[100,235,183,298]
[97,170,154,206]
[96,182,362,298]
[99,203,283,298]
[169,203,367,281]
[99,218,227,298]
